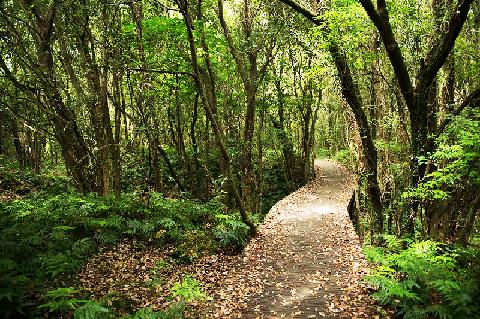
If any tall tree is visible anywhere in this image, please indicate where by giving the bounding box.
[175,0,256,235]
[277,0,384,237]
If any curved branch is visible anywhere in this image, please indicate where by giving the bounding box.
[419,0,474,91]
[217,0,249,85]
[0,55,38,93]
[358,0,414,109]
[437,87,480,136]
[277,0,320,25]
[129,68,194,78]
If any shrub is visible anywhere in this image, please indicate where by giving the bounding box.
[172,230,216,263]
[364,238,480,319]
[170,275,210,302]
[74,301,110,319]
[213,214,250,253]
[0,188,245,317]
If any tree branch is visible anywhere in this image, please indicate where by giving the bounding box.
[418,0,474,91]
[357,0,415,109]
[437,87,480,136]
[277,0,320,25]
[217,0,249,85]
[0,55,38,93]
[0,100,52,137]
[129,68,194,78]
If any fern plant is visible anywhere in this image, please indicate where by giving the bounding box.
[38,287,89,313]
[364,240,480,319]
[123,303,185,319]
[170,275,210,302]
[73,300,110,319]
[37,252,82,278]
[213,214,249,252]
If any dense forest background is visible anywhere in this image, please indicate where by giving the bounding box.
[0,0,479,318]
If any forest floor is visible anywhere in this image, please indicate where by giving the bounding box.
[79,160,388,318]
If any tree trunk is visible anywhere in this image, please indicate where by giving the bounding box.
[11,121,26,169]
[177,0,256,235]
[458,193,480,244]
[330,44,384,238]
[277,0,384,238]
[273,65,295,186]
[112,67,123,197]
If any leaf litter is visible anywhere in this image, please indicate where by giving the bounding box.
[78,160,392,318]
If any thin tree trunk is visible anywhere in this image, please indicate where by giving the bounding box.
[11,121,26,169]
[277,0,384,238]
[458,193,480,244]
[177,0,256,234]
[273,65,294,185]
[191,93,201,171]
[112,67,123,197]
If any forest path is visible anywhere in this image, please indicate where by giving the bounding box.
[208,160,381,318]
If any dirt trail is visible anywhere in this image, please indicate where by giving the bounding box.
[209,160,381,318]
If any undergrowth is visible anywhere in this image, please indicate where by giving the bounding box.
[37,275,206,319]
[0,191,250,318]
[0,150,306,318]
[364,236,480,319]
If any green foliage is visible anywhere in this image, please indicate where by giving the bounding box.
[38,252,82,278]
[0,259,31,318]
[172,230,216,263]
[170,275,210,303]
[72,237,97,256]
[333,149,353,166]
[0,164,71,197]
[213,213,250,253]
[124,307,164,319]
[405,109,480,202]
[311,0,375,71]
[74,301,110,319]
[315,148,331,159]
[375,139,404,154]
[364,239,480,319]
[123,303,185,319]
[0,188,243,317]
[38,288,88,313]
[260,151,303,211]
[39,290,186,319]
